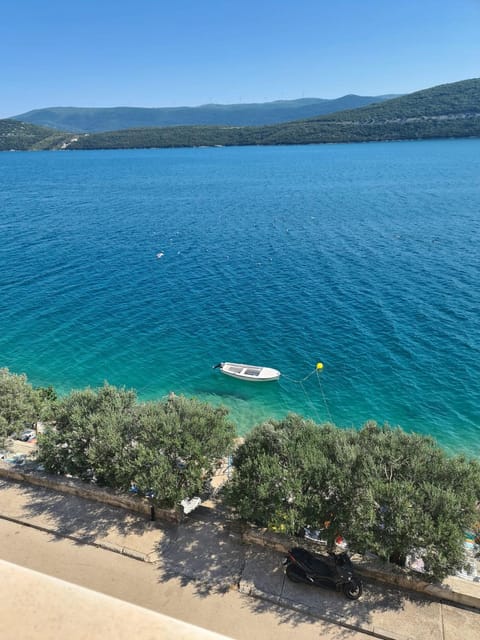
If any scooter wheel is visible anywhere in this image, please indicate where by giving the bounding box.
[343,579,363,600]
[285,565,303,583]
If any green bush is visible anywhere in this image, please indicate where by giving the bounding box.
[0,368,52,445]
[223,415,480,581]
[38,385,235,508]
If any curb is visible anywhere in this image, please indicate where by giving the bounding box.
[1,507,406,640]
[238,579,411,640]
[0,513,151,563]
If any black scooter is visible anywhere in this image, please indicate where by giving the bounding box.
[284,547,363,600]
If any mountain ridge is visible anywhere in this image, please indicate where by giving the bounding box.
[1,78,479,151]
[11,94,399,133]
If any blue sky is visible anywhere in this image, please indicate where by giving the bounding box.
[1,0,479,118]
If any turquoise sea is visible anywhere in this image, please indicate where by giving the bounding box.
[1,140,479,455]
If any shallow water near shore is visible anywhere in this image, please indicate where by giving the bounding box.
[1,140,479,455]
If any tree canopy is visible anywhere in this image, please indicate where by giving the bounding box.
[0,368,54,446]
[38,385,236,508]
[38,383,137,485]
[223,415,480,581]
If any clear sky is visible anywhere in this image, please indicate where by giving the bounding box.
[1,0,479,118]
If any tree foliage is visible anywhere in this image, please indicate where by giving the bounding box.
[38,386,235,508]
[0,368,51,445]
[38,384,137,484]
[223,415,480,581]
[125,395,236,506]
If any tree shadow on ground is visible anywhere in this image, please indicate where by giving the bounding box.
[242,546,438,635]
[156,506,246,598]
[3,478,167,543]
[5,477,441,636]
[240,596,368,639]
[156,513,438,635]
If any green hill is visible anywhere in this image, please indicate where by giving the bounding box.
[252,77,480,145]
[11,95,398,133]
[2,78,480,151]
[0,119,70,151]
[65,78,480,149]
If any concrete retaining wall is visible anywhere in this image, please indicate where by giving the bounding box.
[0,462,181,524]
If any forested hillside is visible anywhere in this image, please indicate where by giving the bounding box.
[0,120,68,151]
[12,94,398,132]
[2,78,479,151]
[66,78,480,149]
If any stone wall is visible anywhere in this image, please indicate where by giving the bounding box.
[0,461,181,524]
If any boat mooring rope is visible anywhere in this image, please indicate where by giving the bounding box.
[282,362,333,424]
[315,369,334,423]
[281,368,318,385]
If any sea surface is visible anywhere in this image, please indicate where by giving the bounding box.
[1,140,479,455]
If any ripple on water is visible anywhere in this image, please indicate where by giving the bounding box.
[0,141,479,455]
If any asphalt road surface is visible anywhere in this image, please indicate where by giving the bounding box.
[0,518,371,640]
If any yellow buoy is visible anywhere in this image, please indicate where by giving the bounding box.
[316,362,324,370]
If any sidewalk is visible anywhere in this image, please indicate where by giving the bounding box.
[0,477,479,640]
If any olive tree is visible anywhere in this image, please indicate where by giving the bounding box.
[127,394,236,507]
[0,368,42,445]
[38,387,236,508]
[223,415,480,581]
[344,423,480,578]
[223,414,349,538]
[38,383,137,485]
[35,385,58,422]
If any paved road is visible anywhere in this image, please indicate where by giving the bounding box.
[0,518,371,640]
[1,477,479,639]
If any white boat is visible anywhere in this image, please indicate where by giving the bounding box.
[214,362,281,382]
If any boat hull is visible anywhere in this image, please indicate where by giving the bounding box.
[216,362,281,382]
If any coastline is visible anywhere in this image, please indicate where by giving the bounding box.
[2,141,480,457]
